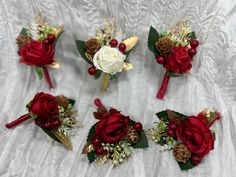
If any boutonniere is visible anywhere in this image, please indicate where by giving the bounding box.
[76,20,139,91]
[5,92,79,150]
[148,20,199,99]
[16,13,64,89]
[146,109,220,170]
[82,99,148,166]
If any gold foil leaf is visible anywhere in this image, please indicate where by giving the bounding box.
[122,62,133,71]
[122,36,139,52]
[54,24,64,38]
[82,143,94,154]
[52,130,73,151]
[85,53,93,62]
[49,61,60,69]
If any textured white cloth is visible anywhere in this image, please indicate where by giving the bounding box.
[0,0,236,176]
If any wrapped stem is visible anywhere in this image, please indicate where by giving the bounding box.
[5,114,31,129]
[156,71,170,99]
[94,98,105,109]
[43,67,54,89]
[101,73,109,92]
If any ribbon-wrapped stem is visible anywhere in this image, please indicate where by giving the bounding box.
[94,98,105,109]
[43,67,54,89]
[101,73,109,92]
[156,71,170,99]
[5,114,31,129]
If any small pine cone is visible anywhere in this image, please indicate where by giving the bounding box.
[173,144,191,163]
[85,38,101,57]
[56,95,69,108]
[155,37,173,55]
[16,35,32,47]
[126,126,139,144]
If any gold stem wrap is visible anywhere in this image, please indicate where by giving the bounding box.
[101,73,109,92]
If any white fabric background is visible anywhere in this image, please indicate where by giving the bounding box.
[0,0,236,176]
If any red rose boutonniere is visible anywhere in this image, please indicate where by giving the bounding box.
[146,109,220,170]
[5,92,79,150]
[16,13,64,89]
[82,99,148,166]
[147,20,199,99]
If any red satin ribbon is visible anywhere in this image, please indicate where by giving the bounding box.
[5,114,31,129]
[43,67,54,89]
[156,71,170,99]
[94,98,105,109]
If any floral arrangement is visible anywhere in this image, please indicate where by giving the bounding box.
[5,92,79,150]
[82,99,148,166]
[147,20,199,99]
[16,13,64,89]
[75,20,139,91]
[145,109,220,170]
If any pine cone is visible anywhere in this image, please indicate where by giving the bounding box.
[173,143,191,163]
[56,95,69,109]
[155,37,173,55]
[85,38,101,57]
[126,126,139,144]
[16,35,32,47]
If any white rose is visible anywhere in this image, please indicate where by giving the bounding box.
[93,46,126,74]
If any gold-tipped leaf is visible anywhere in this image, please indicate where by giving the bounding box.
[85,52,93,62]
[49,61,60,69]
[82,143,94,154]
[122,62,133,71]
[122,36,139,52]
[52,130,73,150]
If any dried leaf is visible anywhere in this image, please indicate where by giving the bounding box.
[52,130,73,150]
[122,62,133,71]
[49,61,60,69]
[122,36,139,52]
[167,110,182,123]
[54,24,64,38]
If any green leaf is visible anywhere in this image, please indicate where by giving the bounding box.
[68,99,75,106]
[40,127,62,144]
[147,26,159,56]
[156,110,169,122]
[35,67,43,79]
[128,119,136,126]
[94,69,102,79]
[174,111,188,120]
[209,112,216,122]
[124,49,133,58]
[109,73,119,80]
[168,71,181,77]
[178,160,196,170]
[190,31,196,41]
[87,151,96,163]
[132,130,149,149]
[87,123,97,142]
[75,40,93,65]
[20,28,28,36]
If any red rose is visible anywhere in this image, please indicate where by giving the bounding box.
[165,46,192,73]
[18,41,55,66]
[176,116,214,157]
[95,109,129,143]
[29,92,59,122]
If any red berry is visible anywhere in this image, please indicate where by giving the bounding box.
[43,121,53,129]
[109,39,118,47]
[95,146,105,156]
[35,120,42,126]
[155,56,165,64]
[188,48,197,57]
[92,137,101,147]
[42,39,50,46]
[166,128,175,137]
[51,119,61,127]
[118,43,126,52]
[47,34,56,44]
[88,66,96,75]
[191,154,202,164]
[190,40,199,48]
[168,121,177,131]
[133,122,143,131]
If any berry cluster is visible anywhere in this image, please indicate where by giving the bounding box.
[42,34,56,47]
